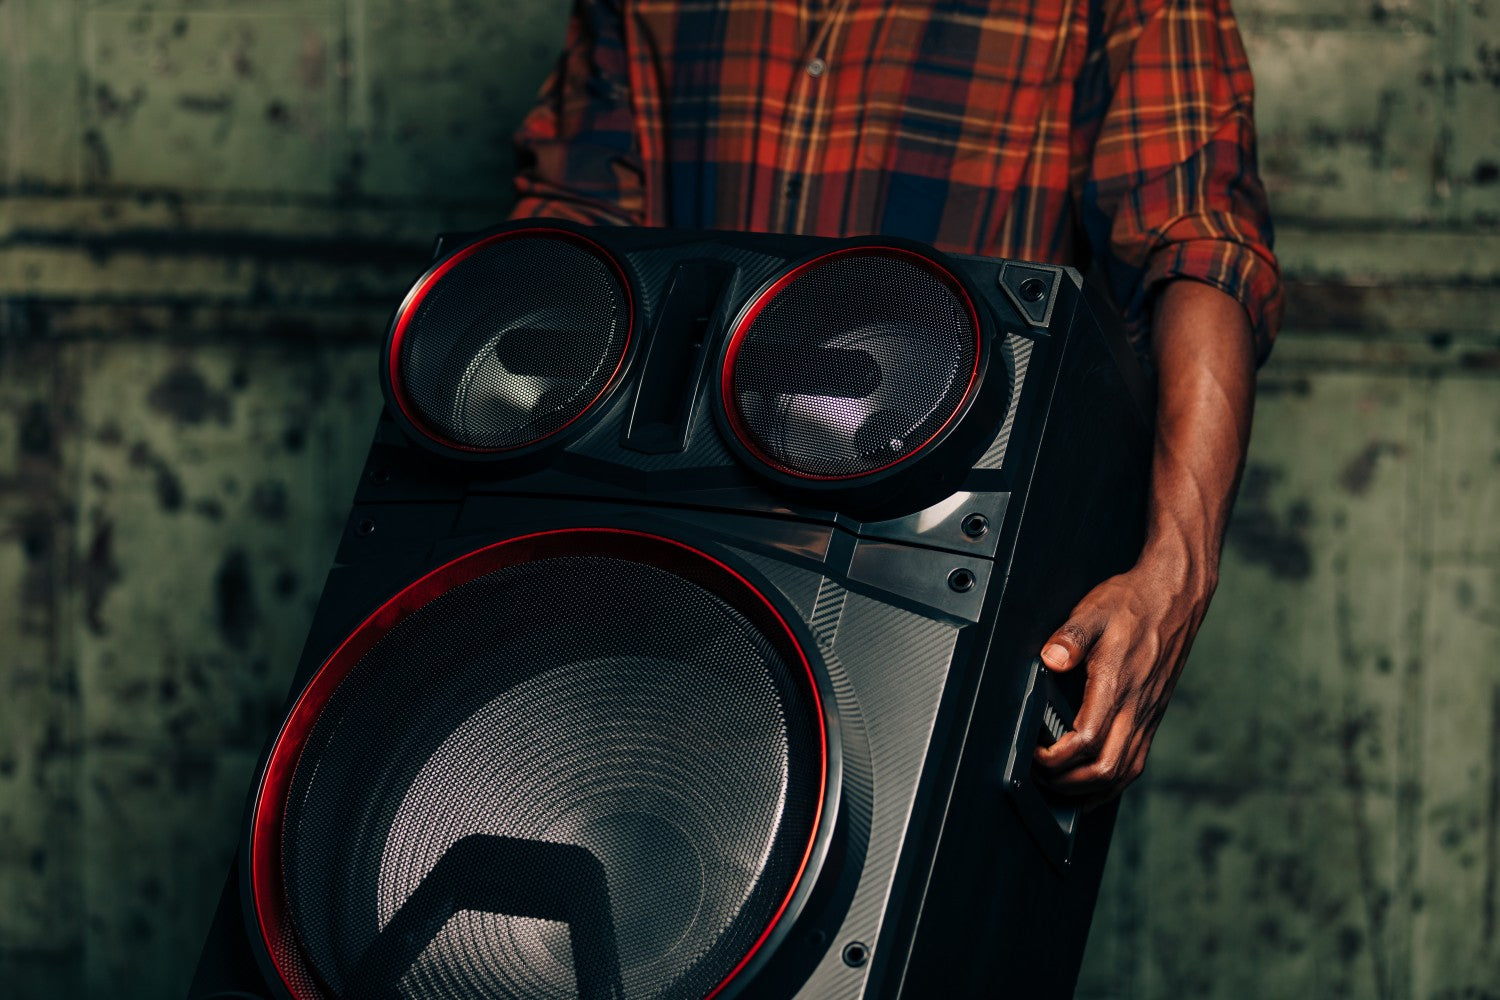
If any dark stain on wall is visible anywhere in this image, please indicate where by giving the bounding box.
[83,518,121,634]
[19,401,54,458]
[214,549,257,649]
[1337,924,1363,962]
[83,129,112,184]
[1486,685,1500,949]
[193,497,225,521]
[95,83,146,122]
[1197,824,1234,876]
[127,442,184,513]
[273,568,299,598]
[177,94,233,115]
[1226,464,1314,580]
[147,364,232,425]
[14,509,56,614]
[248,479,288,521]
[20,514,51,564]
[1456,577,1476,610]
[1338,441,1404,496]
[1459,349,1500,372]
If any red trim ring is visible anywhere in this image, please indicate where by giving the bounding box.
[250,527,829,1000]
[386,227,635,454]
[720,245,984,482]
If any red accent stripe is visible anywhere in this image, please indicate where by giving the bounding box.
[386,227,635,453]
[721,245,984,481]
[251,527,828,1000]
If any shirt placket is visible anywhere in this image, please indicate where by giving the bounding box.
[776,1,852,231]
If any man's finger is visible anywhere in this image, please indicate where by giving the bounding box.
[1071,737,1153,812]
[1040,605,1108,673]
[1039,713,1136,796]
[1033,641,1128,775]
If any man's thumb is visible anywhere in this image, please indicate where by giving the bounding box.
[1040,614,1102,672]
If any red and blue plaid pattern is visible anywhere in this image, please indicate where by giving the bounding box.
[512,0,1282,361]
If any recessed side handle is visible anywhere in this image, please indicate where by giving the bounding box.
[1002,658,1080,870]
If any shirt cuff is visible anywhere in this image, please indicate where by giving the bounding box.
[1137,229,1284,366]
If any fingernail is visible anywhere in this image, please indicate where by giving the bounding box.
[1041,644,1068,669]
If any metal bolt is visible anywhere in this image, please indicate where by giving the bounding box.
[369,467,391,486]
[355,518,377,537]
[947,568,976,593]
[842,941,870,968]
[1019,277,1047,301]
[961,513,989,538]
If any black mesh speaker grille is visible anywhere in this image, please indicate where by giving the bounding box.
[390,231,631,452]
[256,531,826,1000]
[723,248,980,480]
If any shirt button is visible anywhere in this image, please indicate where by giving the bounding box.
[807,57,827,77]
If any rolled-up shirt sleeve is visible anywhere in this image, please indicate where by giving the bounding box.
[510,0,645,225]
[1080,0,1283,364]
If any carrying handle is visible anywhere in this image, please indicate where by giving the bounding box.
[1001,658,1081,870]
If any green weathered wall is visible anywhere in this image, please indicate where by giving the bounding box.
[0,1,1495,997]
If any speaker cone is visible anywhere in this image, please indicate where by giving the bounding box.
[387,228,634,453]
[721,247,981,481]
[250,529,829,1000]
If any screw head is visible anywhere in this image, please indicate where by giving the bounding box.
[1019,276,1047,302]
[960,513,989,538]
[355,517,377,537]
[947,567,976,593]
[842,941,870,968]
[368,467,391,486]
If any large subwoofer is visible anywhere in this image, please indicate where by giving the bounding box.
[190,222,1154,1000]
[261,530,829,1000]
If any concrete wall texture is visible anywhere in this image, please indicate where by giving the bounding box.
[0,0,1495,997]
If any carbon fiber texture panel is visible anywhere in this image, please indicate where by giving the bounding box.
[796,591,960,998]
[975,334,1032,470]
[726,548,962,998]
[733,550,826,623]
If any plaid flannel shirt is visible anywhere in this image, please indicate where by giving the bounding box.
[511,0,1283,361]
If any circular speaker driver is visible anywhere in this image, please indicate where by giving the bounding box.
[251,529,829,1000]
[721,247,981,481]
[387,229,633,453]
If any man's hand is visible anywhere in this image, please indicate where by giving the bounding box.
[1031,548,1215,810]
[1033,278,1257,808]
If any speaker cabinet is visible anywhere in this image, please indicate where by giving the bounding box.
[189,222,1153,1000]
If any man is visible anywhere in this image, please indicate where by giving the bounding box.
[509,0,1282,808]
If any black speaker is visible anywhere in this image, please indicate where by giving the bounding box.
[188,221,1153,1000]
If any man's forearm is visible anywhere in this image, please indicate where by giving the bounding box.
[1032,277,1256,804]
[1140,278,1256,603]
